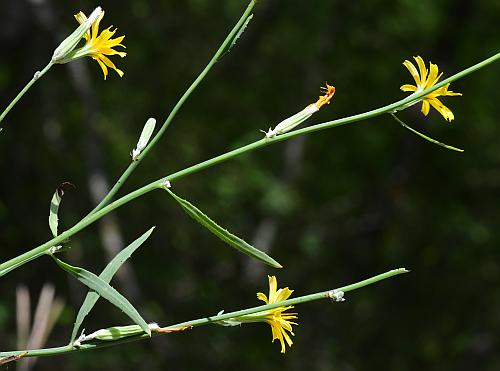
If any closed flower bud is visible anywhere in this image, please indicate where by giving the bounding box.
[265,84,335,138]
[52,7,102,63]
[131,118,156,161]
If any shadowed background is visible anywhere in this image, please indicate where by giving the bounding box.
[1,0,499,370]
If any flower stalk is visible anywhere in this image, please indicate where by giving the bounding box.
[86,0,257,215]
[1,0,498,364]
[0,5,121,128]
[0,62,53,127]
[0,268,408,361]
[0,52,499,277]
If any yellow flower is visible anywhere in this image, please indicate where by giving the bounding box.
[72,9,126,79]
[256,275,298,353]
[400,56,461,122]
[217,276,297,353]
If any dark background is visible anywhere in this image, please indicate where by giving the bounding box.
[1,0,499,370]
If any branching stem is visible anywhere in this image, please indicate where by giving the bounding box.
[0,52,499,277]
[0,268,407,360]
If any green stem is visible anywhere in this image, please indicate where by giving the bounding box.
[0,183,154,277]
[1,52,498,276]
[0,62,53,127]
[0,268,407,359]
[170,268,408,328]
[88,0,256,215]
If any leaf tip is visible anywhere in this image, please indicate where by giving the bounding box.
[270,260,283,269]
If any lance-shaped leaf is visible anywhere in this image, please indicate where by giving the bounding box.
[48,182,75,237]
[165,188,282,268]
[224,14,253,56]
[53,257,151,337]
[70,227,155,343]
[217,2,255,61]
[390,113,464,152]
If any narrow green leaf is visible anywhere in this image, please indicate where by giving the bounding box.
[53,257,151,337]
[165,188,282,268]
[391,113,464,152]
[48,182,75,237]
[229,14,253,51]
[218,12,254,61]
[70,227,155,343]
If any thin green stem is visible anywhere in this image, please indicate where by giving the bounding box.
[169,268,408,329]
[1,52,498,276]
[0,268,407,359]
[0,182,154,277]
[0,62,53,127]
[88,0,256,215]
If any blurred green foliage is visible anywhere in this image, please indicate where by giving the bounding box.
[1,0,499,370]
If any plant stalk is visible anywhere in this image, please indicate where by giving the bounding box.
[0,62,53,127]
[0,268,407,359]
[1,52,498,276]
[88,0,256,215]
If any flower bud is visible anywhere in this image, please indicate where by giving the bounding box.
[52,6,102,63]
[265,84,335,138]
[131,118,156,161]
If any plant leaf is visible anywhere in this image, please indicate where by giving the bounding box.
[53,257,151,337]
[227,14,253,53]
[70,227,155,343]
[390,113,464,152]
[218,10,254,61]
[48,182,75,237]
[165,188,282,268]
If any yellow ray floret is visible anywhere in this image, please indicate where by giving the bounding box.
[74,10,126,79]
[256,276,298,353]
[400,56,461,122]
[216,276,298,353]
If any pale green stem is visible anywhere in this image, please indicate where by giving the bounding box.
[0,62,53,127]
[88,0,256,215]
[0,268,407,360]
[0,52,498,276]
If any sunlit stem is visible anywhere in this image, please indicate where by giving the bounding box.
[0,52,498,276]
[0,268,408,360]
[87,0,257,215]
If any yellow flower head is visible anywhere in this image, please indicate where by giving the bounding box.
[216,276,298,353]
[256,276,298,353]
[73,9,126,79]
[400,56,461,122]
